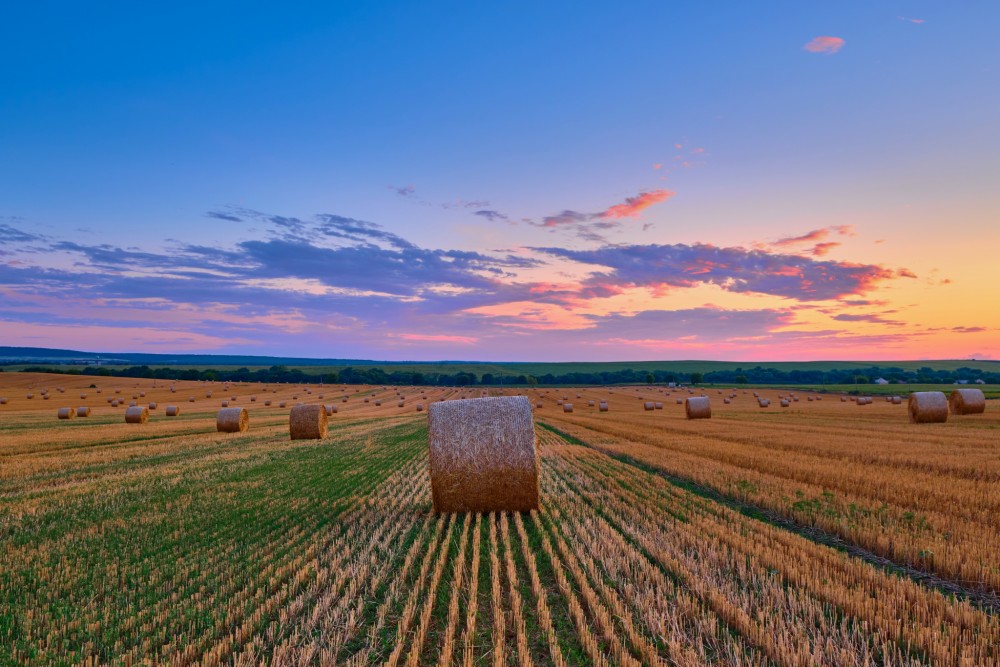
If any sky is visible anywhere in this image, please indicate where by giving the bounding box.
[1,1,998,362]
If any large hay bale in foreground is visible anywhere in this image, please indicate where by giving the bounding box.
[685,397,711,419]
[125,406,149,424]
[165,406,180,417]
[57,407,75,420]
[217,407,249,433]
[950,388,986,415]
[76,407,91,417]
[290,404,328,440]
[428,396,538,513]
[908,392,948,424]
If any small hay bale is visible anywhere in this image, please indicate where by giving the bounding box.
[840,396,847,402]
[676,398,683,405]
[891,396,902,405]
[364,398,370,403]
[588,400,595,407]
[536,402,543,408]
[148,402,157,410]
[398,401,405,408]
[80,394,87,399]
[723,398,731,404]
[290,404,328,440]
[264,400,272,406]
[780,399,790,408]
[758,398,770,408]
[427,396,538,513]
[125,406,149,424]
[644,401,655,411]
[324,404,337,416]
[251,396,257,402]
[342,398,348,403]
[111,399,119,407]
[128,401,137,407]
[908,392,948,424]
[563,403,573,413]
[57,407,75,419]
[217,407,249,433]
[221,400,229,407]
[0,398,7,405]
[279,401,287,408]
[165,406,180,417]
[685,397,711,419]
[375,400,382,406]
[654,402,663,410]
[950,388,986,415]
[599,401,608,412]
[189,396,196,402]
[76,407,91,417]
[416,404,424,412]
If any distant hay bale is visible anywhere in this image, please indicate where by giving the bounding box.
[189,396,196,402]
[950,389,986,415]
[375,400,382,406]
[427,396,538,513]
[0,398,7,405]
[80,394,87,399]
[251,396,257,402]
[723,398,731,404]
[217,407,249,433]
[364,398,370,403]
[221,400,229,407]
[416,404,424,412]
[111,399,119,407]
[644,401,655,411]
[398,401,405,408]
[891,396,902,405]
[128,401,137,407]
[599,401,608,412]
[148,402,157,410]
[57,407,75,419]
[758,398,770,408]
[588,400,595,407]
[325,404,337,416]
[536,402,543,408]
[908,392,949,424]
[840,396,847,402]
[165,406,180,416]
[676,398,683,405]
[342,398,348,403]
[563,403,573,413]
[279,401,287,408]
[654,402,663,409]
[76,407,91,417]
[264,400,272,406]
[125,406,149,424]
[780,399,790,408]
[685,397,711,419]
[290,404,328,440]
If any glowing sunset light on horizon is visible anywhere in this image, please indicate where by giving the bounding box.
[0,3,997,362]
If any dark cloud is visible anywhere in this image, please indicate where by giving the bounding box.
[206,211,243,222]
[535,243,912,301]
[0,223,42,243]
[474,210,509,223]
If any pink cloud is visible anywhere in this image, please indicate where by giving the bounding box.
[599,189,675,219]
[899,16,925,24]
[810,242,840,256]
[804,36,845,54]
[391,333,478,344]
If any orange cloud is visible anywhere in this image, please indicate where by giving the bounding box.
[811,242,840,256]
[804,36,845,54]
[599,190,675,219]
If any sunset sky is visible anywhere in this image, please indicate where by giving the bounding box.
[1,2,998,361]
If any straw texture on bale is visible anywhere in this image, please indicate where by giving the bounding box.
[427,396,539,513]
[950,388,986,415]
[685,397,712,419]
[563,403,573,413]
[76,407,91,417]
[908,392,949,424]
[289,404,328,440]
[57,407,74,419]
[217,407,249,433]
[125,406,149,424]
[165,406,180,416]
[644,401,655,411]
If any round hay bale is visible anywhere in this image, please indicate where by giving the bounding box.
[428,396,538,513]
[685,397,711,419]
[128,401,137,407]
[342,398,348,403]
[416,404,424,412]
[0,398,7,405]
[563,403,573,413]
[76,407,91,417]
[598,401,608,412]
[290,404,328,440]
[536,402,543,408]
[676,398,683,405]
[758,398,770,408]
[189,396,196,402]
[654,402,663,410]
[111,399,119,407]
[375,400,382,406]
[840,396,847,402]
[588,400,595,407]
[264,400,272,406]
[139,392,146,397]
[217,407,249,433]
[57,407,75,419]
[644,401,655,411]
[908,392,948,424]
[165,405,180,416]
[364,398,370,403]
[279,401,287,408]
[398,401,405,408]
[80,394,87,399]
[251,396,257,402]
[148,402,157,410]
[723,398,731,404]
[950,389,986,415]
[780,399,790,408]
[221,400,229,407]
[891,396,902,405]
[324,404,337,416]
[125,406,149,424]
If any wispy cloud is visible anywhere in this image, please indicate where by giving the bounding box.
[804,36,845,54]
[598,190,675,219]
[388,184,416,197]
[898,16,925,24]
[474,209,510,223]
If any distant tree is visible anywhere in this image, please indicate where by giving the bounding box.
[735,374,748,384]
[645,372,655,384]
[690,372,703,385]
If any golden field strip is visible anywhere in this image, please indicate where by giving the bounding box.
[0,373,998,666]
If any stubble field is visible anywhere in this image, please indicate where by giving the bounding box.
[1,373,998,666]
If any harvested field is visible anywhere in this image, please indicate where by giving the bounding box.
[0,373,998,665]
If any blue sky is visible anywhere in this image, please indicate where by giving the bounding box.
[1,2,998,360]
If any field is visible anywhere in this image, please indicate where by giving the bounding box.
[1,373,998,666]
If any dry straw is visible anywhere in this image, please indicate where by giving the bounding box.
[908,392,948,424]
[57,407,75,420]
[76,407,91,417]
[217,407,249,433]
[290,404,328,440]
[125,406,149,424]
[427,395,539,513]
[949,388,986,415]
[165,406,180,417]
[685,397,712,419]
